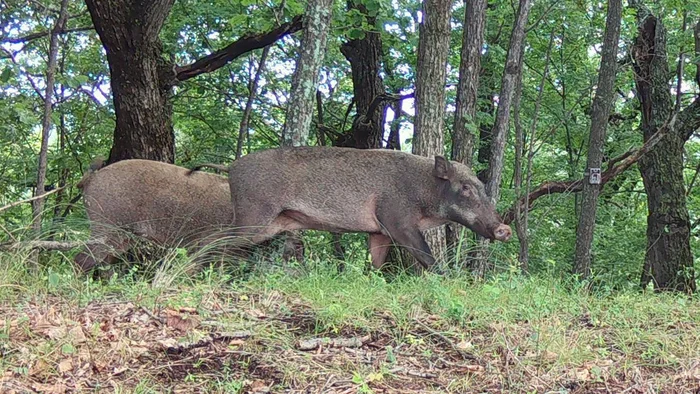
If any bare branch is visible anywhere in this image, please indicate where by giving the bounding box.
[0,187,66,214]
[503,116,672,224]
[175,16,302,82]
[1,27,94,44]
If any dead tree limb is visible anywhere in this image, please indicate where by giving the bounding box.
[503,121,669,224]
[175,16,302,82]
[0,186,66,214]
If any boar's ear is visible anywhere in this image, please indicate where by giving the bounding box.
[433,156,454,180]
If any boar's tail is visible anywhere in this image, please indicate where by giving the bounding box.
[76,156,107,189]
[187,163,230,176]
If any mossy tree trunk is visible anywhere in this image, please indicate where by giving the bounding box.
[632,11,699,293]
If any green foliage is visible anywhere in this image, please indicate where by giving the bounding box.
[0,0,699,291]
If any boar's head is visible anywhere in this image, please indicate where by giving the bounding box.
[433,156,512,242]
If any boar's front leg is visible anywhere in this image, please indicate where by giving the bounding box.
[368,233,392,269]
[376,217,436,271]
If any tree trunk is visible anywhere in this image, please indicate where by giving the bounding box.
[572,0,622,279]
[474,0,532,276]
[633,12,696,293]
[340,4,386,150]
[282,0,333,147]
[447,0,487,254]
[237,47,270,159]
[280,0,333,261]
[412,0,452,267]
[31,0,69,256]
[85,0,177,164]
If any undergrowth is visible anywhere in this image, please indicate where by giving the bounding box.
[1,248,699,392]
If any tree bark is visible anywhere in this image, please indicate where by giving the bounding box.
[340,3,386,149]
[412,0,453,267]
[31,0,69,254]
[483,0,532,201]
[236,47,270,159]
[633,12,697,293]
[85,1,301,164]
[451,0,486,167]
[279,0,333,260]
[447,0,487,253]
[572,0,622,279]
[282,0,334,147]
[85,0,176,164]
[474,0,532,276]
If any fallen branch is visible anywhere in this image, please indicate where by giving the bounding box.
[164,331,253,354]
[297,335,371,351]
[0,238,105,252]
[503,122,669,224]
[0,186,66,213]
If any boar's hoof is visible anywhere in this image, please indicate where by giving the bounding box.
[494,224,512,242]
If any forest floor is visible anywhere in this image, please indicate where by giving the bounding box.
[1,256,700,393]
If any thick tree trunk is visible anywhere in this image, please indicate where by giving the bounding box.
[282,0,333,147]
[412,0,452,267]
[31,0,69,253]
[237,47,270,159]
[633,13,696,293]
[474,0,532,276]
[573,0,622,278]
[340,4,386,150]
[451,0,486,166]
[85,0,176,164]
[447,0,487,254]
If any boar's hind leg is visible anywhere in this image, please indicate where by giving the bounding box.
[233,208,302,246]
[73,228,129,273]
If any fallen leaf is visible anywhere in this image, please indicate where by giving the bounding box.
[30,359,50,377]
[573,368,590,382]
[462,364,485,373]
[113,366,128,375]
[58,358,73,373]
[178,307,197,313]
[250,380,269,393]
[46,325,67,339]
[228,339,246,347]
[165,311,200,332]
[158,338,179,349]
[32,382,67,393]
[247,308,266,319]
[68,325,87,343]
[456,340,474,351]
[543,350,558,361]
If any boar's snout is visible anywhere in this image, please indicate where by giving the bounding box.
[493,224,512,242]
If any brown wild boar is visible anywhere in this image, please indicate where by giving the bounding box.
[74,159,233,272]
[215,146,511,271]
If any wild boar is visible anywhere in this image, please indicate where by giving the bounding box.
[74,159,234,272]
[219,146,511,271]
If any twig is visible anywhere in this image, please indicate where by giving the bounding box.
[140,305,165,325]
[413,319,477,360]
[0,238,105,252]
[406,370,437,379]
[0,186,66,213]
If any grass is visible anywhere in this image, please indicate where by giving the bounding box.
[1,246,700,393]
